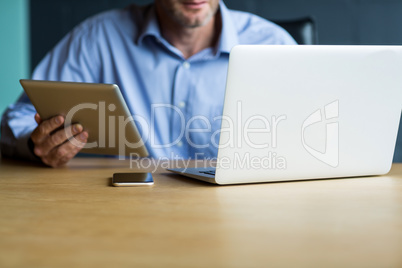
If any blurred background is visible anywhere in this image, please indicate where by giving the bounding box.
[1,0,402,160]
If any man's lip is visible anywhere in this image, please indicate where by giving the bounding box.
[182,1,208,9]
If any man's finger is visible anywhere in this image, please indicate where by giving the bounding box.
[42,131,88,168]
[34,113,42,124]
[31,115,64,144]
[34,124,84,157]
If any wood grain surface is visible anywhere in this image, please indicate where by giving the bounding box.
[0,157,401,268]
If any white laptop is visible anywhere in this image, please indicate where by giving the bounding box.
[168,45,402,185]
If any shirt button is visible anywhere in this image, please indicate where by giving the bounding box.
[177,141,183,147]
[183,61,190,69]
[178,101,186,108]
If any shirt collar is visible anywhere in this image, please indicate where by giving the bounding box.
[136,1,239,55]
[217,1,239,54]
[136,4,162,44]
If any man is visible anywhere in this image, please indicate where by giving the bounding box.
[1,0,296,167]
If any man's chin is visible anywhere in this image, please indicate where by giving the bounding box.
[182,19,209,28]
[177,12,214,28]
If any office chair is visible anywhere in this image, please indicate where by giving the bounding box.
[272,17,318,45]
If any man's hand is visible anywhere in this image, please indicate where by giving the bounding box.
[30,113,88,168]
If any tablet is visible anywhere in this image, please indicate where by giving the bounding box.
[20,79,149,158]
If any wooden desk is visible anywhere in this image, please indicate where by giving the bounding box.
[0,157,401,268]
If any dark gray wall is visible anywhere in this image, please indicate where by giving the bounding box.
[229,0,402,45]
[30,0,402,162]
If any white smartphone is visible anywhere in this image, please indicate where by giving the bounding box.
[112,173,154,186]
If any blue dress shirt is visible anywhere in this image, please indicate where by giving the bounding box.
[1,2,296,161]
